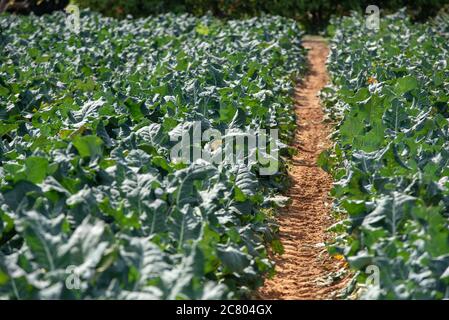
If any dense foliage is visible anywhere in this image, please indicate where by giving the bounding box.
[0,0,68,15]
[75,0,449,32]
[0,11,305,299]
[322,10,449,299]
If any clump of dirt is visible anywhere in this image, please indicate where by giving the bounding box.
[258,39,349,300]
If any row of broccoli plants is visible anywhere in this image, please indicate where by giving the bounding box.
[321,10,449,299]
[0,11,306,299]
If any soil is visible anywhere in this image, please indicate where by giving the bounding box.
[258,39,349,300]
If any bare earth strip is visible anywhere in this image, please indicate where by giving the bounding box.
[258,39,348,300]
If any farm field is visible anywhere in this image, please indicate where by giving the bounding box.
[1,1,449,303]
[322,11,449,299]
[0,11,306,299]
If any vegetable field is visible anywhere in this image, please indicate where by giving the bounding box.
[0,11,306,299]
[1,3,449,302]
[322,10,449,299]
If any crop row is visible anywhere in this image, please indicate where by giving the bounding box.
[322,10,449,299]
[0,11,306,299]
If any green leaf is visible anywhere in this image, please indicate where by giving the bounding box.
[0,124,18,137]
[196,24,210,36]
[217,245,250,273]
[73,135,104,158]
[24,156,49,184]
[394,76,418,94]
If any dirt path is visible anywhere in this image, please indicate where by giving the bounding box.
[258,39,347,300]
